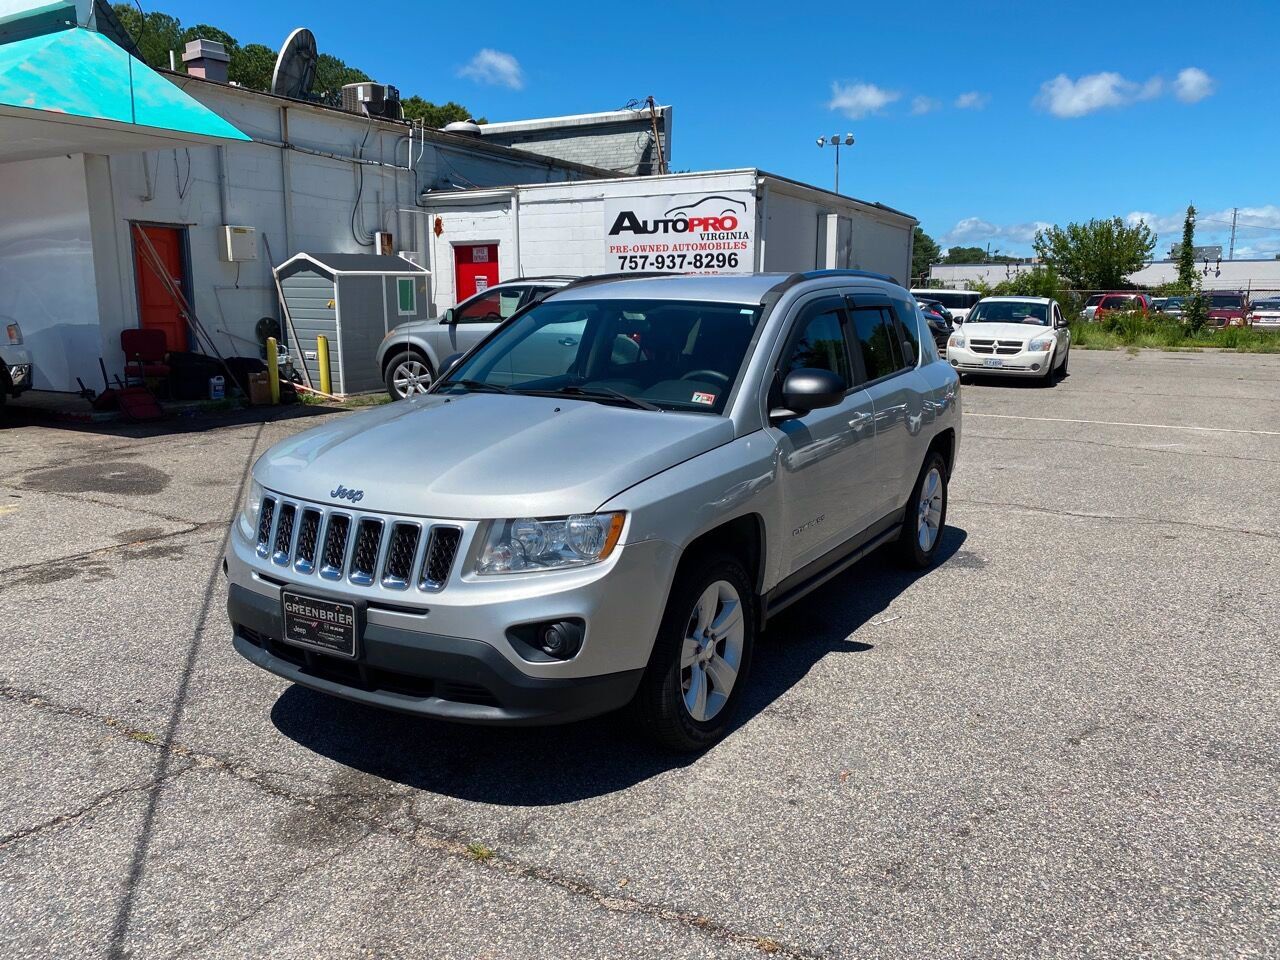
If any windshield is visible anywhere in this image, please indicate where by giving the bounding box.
[1253,299,1280,310]
[439,298,763,414]
[1084,295,1104,307]
[967,301,1050,325]
[1209,294,1244,309]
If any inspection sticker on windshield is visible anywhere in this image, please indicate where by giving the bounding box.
[691,391,716,405]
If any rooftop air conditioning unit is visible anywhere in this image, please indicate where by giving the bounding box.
[340,82,403,120]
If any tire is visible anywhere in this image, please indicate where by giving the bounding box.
[1058,347,1070,378]
[384,350,433,401]
[1037,358,1055,387]
[632,554,756,752]
[896,451,949,569]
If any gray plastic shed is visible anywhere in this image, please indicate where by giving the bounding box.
[275,253,431,394]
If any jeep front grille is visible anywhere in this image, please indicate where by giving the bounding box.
[421,526,462,591]
[349,518,383,586]
[252,494,464,592]
[320,514,351,580]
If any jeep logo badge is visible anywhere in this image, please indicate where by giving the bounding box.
[330,484,364,503]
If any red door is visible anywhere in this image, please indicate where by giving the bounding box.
[133,225,189,352]
[454,244,499,302]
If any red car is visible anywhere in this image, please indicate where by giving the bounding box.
[1091,293,1150,319]
[1206,292,1248,327]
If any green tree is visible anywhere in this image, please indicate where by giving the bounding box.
[179,23,238,56]
[230,43,278,90]
[911,227,941,282]
[1032,217,1156,290]
[402,97,484,128]
[111,4,182,69]
[313,53,371,103]
[1176,204,1198,291]
[944,245,986,264]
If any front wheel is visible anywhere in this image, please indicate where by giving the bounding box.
[384,351,433,400]
[1058,347,1070,378]
[896,452,948,569]
[632,554,756,752]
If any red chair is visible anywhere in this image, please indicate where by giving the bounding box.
[121,328,170,382]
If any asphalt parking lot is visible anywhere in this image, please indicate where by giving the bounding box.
[1,349,1277,959]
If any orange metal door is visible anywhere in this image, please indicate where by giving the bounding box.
[454,244,499,302]
[133,225,189,352]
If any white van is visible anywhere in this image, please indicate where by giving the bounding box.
[910,289,983,323]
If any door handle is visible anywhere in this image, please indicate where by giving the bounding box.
[558,337,579,346]
[848,412,872,428]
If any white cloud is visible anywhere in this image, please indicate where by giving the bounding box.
[829,81,900,118]
[942,216,1053,251]
[458,49,524,90]
[1034,71,1162,117]
[911,95,941,115]
[1128,205,1280,255]
[1174,67,1214,103]
[954,91,989,110]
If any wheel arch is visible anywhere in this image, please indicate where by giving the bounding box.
[380,337,436,377]
[675,513,766,604]
[927,428,956,477]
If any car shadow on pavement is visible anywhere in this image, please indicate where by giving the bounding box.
[269,525,967,806]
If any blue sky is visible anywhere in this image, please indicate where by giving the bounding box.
[159,0,1280,259]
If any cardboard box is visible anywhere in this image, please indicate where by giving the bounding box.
[247,372,273,405]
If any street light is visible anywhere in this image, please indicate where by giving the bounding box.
[816,133,855,194]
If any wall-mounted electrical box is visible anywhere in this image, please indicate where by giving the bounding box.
[220,225,258,262]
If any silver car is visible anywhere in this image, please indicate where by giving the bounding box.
[376,277,575,399]
[226,271,961,751]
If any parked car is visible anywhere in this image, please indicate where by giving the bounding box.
[1206,291,1248,327]
[377,277,576,399]
[1248,296,1280,330]
[226,270,961,751]
[1092,293,1150,320]
[910,288,983,323]
[0,321,32,407]
[1158,296,1186,319]
[916,297,954,324]
[946,296,1071,384]
[915,300,954,351]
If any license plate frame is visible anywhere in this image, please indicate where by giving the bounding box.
[281,589,363,659]
[983,357,1005,368]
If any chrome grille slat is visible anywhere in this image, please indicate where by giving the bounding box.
[294,509,322,574]
[381,523,421,590]
[272,503,297,565]
[420,525,462,592]
[319,514,351,580]
[349,518,384,586]
[255,497,276,557]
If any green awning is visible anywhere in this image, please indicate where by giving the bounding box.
[0,23,250,162]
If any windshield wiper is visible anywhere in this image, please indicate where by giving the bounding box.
[454,379,514,395]
[539,385,662,412]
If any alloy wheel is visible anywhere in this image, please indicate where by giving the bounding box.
[680,580,745,722]
[392,360,432,398]
[917,466,944,552]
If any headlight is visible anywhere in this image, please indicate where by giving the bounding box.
[476,512,625,574]
[1027,337,1053,352]
[948,334,965,349]
[237,479,265,540]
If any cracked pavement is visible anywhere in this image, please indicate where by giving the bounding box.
[1,350,1277,958]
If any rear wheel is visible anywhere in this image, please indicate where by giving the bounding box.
[384,351,433,400]
[632,554,755,752]
[896,452,948,569]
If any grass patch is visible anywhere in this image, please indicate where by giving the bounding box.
[464,841,494,862]
[126,729,157,744]
[1069,315,1280,353]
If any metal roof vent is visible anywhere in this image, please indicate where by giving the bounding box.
[441,119,483,137]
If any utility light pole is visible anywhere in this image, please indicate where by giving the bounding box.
[816,133,855,194]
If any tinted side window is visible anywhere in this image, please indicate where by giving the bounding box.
[781,302,852,387]
[892,300,920,368]
[850,308,901,383]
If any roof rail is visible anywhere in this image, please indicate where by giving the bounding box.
[760,269,902,304]
[558,271,682,292]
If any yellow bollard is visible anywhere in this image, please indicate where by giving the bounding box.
[266,336,281,405]
[316,335,332,396]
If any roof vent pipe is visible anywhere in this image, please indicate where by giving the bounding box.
[182,39,230,83]
[441,119,483,137]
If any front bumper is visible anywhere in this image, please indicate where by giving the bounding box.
[228,583,642,724]
[946,346,1051,377]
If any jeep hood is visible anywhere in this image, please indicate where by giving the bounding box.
[254,394,735,518]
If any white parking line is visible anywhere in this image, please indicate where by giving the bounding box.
[967,413,1280,437]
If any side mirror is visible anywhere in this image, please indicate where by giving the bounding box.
[772,368,845,420]
[440,352,464,377]
[442,308,455,324]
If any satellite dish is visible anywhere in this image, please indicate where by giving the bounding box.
[271,28,317,99]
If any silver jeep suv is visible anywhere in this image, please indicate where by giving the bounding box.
[226,271,961,751]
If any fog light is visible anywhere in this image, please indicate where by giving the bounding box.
[1031,363,1041,371]
[539,620,583,659]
